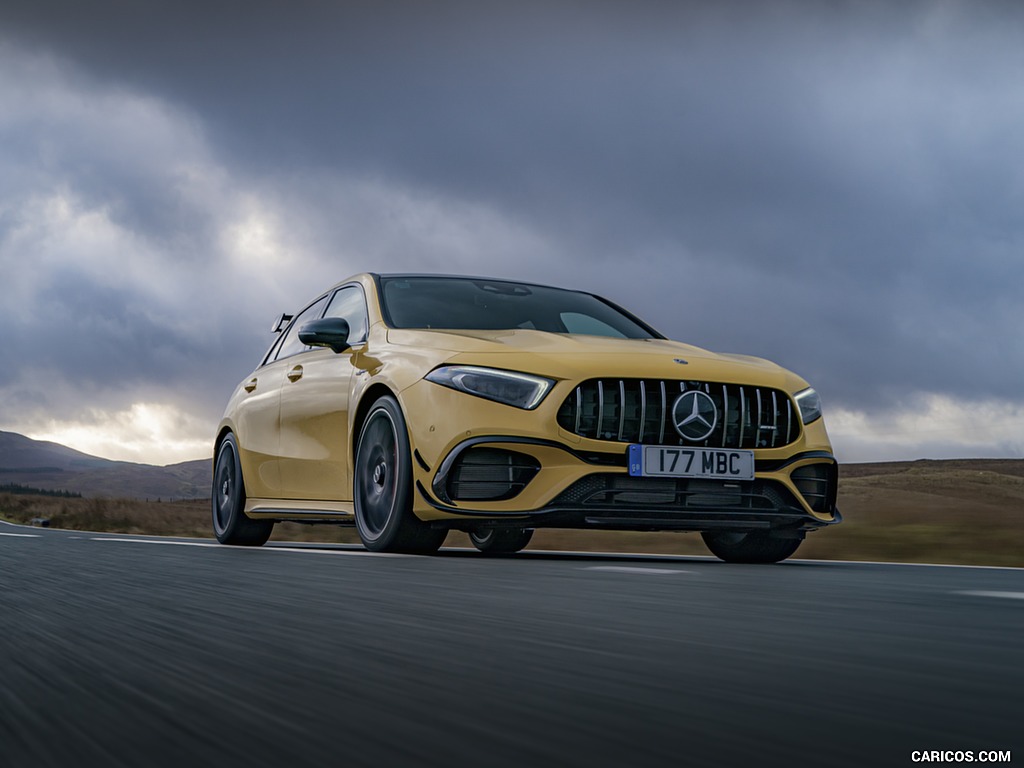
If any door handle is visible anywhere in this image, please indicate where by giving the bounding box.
[243,378,257,393]
[287,366,304,382]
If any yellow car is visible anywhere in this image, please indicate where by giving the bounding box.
[213,273,840,562]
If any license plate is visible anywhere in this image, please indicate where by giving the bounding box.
[628,445,755,480]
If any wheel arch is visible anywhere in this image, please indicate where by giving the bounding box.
[212,424,244,496]
[350,383,401,463]
[213,424,237,477]
[214,424,234,456]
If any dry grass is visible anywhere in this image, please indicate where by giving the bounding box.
[800,466,1024,567]
[3,459,1022,566]
[0,495,214,538]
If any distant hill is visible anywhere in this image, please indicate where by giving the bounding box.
[0,430,210,500]
[841,457,1024,480]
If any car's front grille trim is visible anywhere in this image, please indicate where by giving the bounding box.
[557,379,799,449]
[755,389,763,448]
[574,386,582,434]
[722,384,729,446]
[658,381,667,443]
[617,380,626,441]
[737,387,745,446]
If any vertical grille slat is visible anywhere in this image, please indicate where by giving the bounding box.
[658,381,667,443]
[738,388,746,447]
[557,379,798,449]
[753,391,761,450]
[574,386,582,434]
[721,384,729,446]
[771,391,779,448]
[617,380,626,441]
[639,381,647,443]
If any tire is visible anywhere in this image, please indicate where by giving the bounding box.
[354,396,446,554]
[212,433,274,546]
[701,531,802,564]
[469,527,534,555]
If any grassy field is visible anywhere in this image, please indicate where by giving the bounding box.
[2,459,1022,566]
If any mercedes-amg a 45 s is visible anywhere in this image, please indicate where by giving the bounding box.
[212,273,840,562]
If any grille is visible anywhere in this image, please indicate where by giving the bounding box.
[551,474,795,513]
[556,379,798,449]
[447,448,541,502]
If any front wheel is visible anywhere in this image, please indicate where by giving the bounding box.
[469,527,534,555]
[353,396,446,554]
[212,433,274,546]
[701,531,802,563]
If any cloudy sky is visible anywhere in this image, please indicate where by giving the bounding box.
[1,0,1022,466]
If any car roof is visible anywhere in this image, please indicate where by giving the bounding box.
[371,273,590,294]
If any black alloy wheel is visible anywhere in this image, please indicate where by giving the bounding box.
[468,527,534,555]
[211,433,274,546]
[700,530,802,564]
[354,395,446,554]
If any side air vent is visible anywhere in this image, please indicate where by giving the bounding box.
[790,463,838,513]
[446,448,541,502]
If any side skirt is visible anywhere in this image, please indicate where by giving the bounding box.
[245,497,354,521]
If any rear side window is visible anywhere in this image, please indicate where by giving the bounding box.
[274,295,329,361]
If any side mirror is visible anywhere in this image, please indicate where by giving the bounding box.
[298,317,351,353]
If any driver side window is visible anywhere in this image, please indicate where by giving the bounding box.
[324,285,369,344]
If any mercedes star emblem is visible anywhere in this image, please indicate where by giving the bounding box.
[672,390,718,441]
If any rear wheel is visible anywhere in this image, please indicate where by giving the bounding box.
[469,527,533,555]
[212,433,274,546]
[701,531,802,563]
[354,396,446,554]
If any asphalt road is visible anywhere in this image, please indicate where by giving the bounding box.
[2,521,1021,768]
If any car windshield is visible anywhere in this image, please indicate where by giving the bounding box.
[379,276,660,339]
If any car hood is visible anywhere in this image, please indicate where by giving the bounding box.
[385,328,808,391]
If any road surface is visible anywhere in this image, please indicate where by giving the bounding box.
[2,521,1021,768]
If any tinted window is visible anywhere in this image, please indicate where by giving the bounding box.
[324,285,368,344]
[380,277,657,339]
[560,312,627,338]
[275,295,329,361]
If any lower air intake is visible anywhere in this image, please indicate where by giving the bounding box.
[790,463,838,513]
[447,448,541,502]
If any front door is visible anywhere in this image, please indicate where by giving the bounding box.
[276,284,370,501]
[277,347,356,500]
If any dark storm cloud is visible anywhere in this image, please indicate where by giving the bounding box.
[0,263,266,416]
[1,0,1023,459]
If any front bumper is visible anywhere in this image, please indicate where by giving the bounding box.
[401,376,840,535]
[414,437,840,535]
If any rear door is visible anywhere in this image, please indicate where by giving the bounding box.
[231,353,287,499]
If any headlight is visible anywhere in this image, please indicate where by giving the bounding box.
[794,387,822,425]
[425,366,555,410]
